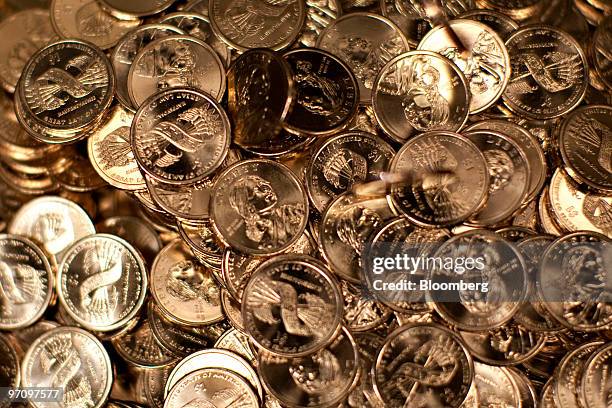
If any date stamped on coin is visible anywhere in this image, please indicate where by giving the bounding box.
[0,387,63,402]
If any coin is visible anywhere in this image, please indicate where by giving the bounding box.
[472,362,521,407]
[131,87,231,185]
[458,9,519,40]
[10,320,61,356]
[209,0,306,52]
[538,186,564,235]
[555,341,605,408]
[112,316,179,368]
[389,131,489,227]
[227,49,295,148]
[150,239,223,326]
[540,378,557,408]
[57,234,148,332]
[8,195,95,261]
[320,193,395,282]
[549,169,612,238]
[21,326,113,408]
[429,229,527,331]
[145,176,214,222]
[373,51,470,143]
[466,120,547,203]
[17,39,115,142]
[259,326,360,408]
[581,342,612,408]
[0,9,56,93]
[306,131,395,212]
[128,35,226,108]
[158,12,232,68]
[508,367,538,408]
[0,332,19,407]
[465,129,531,226]
[50,0,140,49]
[210,159,308,255]
[459,321,546,365]
[97,215,163,265]
[559,105,612,192]
[282,48,358,137]
[143,365,175,408]
[214,328,257,365]
[591,16,612,89]
[111,24,185,111]
[317,12,410,104]
[341,280,391,331]
[373,323,473,407]
[241,254,343,357]
[418,20,510,114]
[538,231,612,331]
[177,220,223,270]
[379,0,430,48]
[0,234,53,330]
[163,367,259,408]
[99,0,174,18]
[503,25,588,119]
[165,349,263,399]
[54,155,108,193]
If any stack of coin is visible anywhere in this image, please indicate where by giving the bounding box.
[0,0,610,407]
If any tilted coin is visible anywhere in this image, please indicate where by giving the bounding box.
[110,24,185,111]
[163,367,259,408]
[21,326,112,408]
[503,25,588,119]
[165,349,263,400]
[209,0,306,52]
[214,328,257,365]
[581,342,612,408]
[282,48,359,136]
[0,161,60,196]
[145,176,214,223]
[150,239,223,326]
[99,0,175,18]
[429,229,527,331]
[373,323,474,407]
[459,321,546,366]
[465,129,531,226]
[549,169,612,238]
[227,49,295,148]
[539,186,564,236]
[538,231,612,331]
[8,195,95,261]
[148,301,227,358]
[158,12,232,67]
[87,107,145,190]
[184,0,209,14]
[17,38,115,143]
[320,193,395,282]
[0,333,19,408]
[131,87,231,185]
[418,19,510,113]
[50,0,140,49]
[259,326,360,408]
[306,131,395,212]
[0,9,56,93]
[210,159,308,255]
[241,254,343,357]
[241,129,315,159]
[591,15,612,89]
[177,220,223,270]
[317,12,410,104]
[555,341,605,408]
[466,120,547,203]
[495,226,536,241]
[472,362,521,408]
[128,35,226,108]
[389,131,489,227]
[143,365,175,408]
[540,378,557,408]
[54,155,108,193]
[57,234,148,332]
[458,9,520,40]
[508,368,538,408]
[9,320,60,356]
[379,0,430,48]
[96,217,159,268]
[559,105,612,192]
[298,0,342,48]
[514,235,564,332]
[343,331,385,408]
[221,289,244,331]
[112,316,179,368]
[372,51,471,143]
[0,234,53,330]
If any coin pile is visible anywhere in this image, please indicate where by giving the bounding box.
[0,0,611,407]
